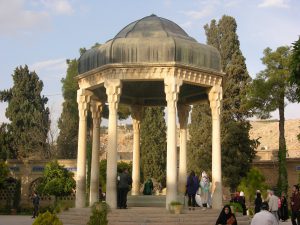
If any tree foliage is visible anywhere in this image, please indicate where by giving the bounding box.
[0,124,15,160]
[37,161,75,198]
[238,167,269,204]
[187,15,256,190]
[0,161,9,189]
[56,59,80,159]
[187,102,212,176]
[0,65,50,159]
[140,107,167,187]
[290,36,300,102]
[246,46,295,194]
[290,37,300,141]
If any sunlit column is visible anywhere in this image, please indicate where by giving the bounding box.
[89,100,102,206]
[164,76,182,209]
[208,85,223,210]
[131,105,143,195]
[105,79,122,209]
[75,89,91,208]
[177,104,190,194]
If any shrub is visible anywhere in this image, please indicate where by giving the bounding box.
[229,202,243,214]
[32,211,63,225]
[87,202,109,225]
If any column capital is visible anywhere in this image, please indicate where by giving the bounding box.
[104,79,122,112]
[131,105,143,132]
[90,100,102,121]
[208,85,222,119]
[77,89,91,119]
[177,104,191,129]
[164,77,183,108]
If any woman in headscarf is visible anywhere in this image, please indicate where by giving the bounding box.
[215,205,238,225]
[186,170,199,210]
[200,171,210,209]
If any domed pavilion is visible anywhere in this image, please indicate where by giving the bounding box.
[75,15,224,209]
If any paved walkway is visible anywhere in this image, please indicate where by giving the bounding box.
[0,215,34,225]
[0,215,292,225]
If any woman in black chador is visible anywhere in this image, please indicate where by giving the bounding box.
[215,205,237,225]
[279,192,289,221]
[254,190,262,214]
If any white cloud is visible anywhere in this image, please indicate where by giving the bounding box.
[180,21,193,29]
[40,0,74,15]
[183,6,214,20]
[30,58,67,80]
[258,0,290,8]
[0,0,50,36]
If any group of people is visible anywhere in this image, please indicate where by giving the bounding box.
[251,184,300,225]
[185,170,211,210]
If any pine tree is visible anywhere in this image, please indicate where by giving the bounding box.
[187,15,256,190]
[0,65,50,159]
[290,36,300,103]
[247,46,295,194]
[290,37,300,141]
[140,107,167,187]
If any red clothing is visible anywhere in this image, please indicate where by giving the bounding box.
[291,192,300,211]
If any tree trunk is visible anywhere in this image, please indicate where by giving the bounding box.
[277,96,288,195]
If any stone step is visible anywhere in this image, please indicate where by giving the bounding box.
[108,207,250,225]
[58,207,91,225]
[58,206,250,225]
[127,195,166,207]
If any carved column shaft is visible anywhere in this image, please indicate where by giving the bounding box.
[105,79,122,209]
[208,85,222,210]
[131,105,143,195]
[177,104,190,194]
[164,77,182,209]
[76,89,90,208]
[89,100,102,206]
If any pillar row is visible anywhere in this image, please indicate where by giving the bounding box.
[89,100,102,206]
[105,79,122,209]
[208,85,223,210]
[131,105,143,196]
[177,104,190,194]
[164,77,182,209]
[75,89,91,208]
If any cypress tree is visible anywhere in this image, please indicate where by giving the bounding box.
[140,106,167,187]
[0,65,50,159]
[187,102,212,176]
[188,15,256,191]
[56,59,80,159]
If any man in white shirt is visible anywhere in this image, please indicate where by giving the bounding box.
[251,202,279,225]
[268,190,279,221]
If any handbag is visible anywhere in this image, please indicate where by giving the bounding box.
[227,215,236,225]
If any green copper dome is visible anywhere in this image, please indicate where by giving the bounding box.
[78,15,221,74]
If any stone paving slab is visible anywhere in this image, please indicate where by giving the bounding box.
[0,215,34,225]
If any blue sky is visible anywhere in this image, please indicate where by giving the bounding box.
[0,0,300,132]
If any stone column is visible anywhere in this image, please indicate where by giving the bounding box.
[208,85,223,210]
[131,105,143,196]
[177,104,190,194]
[164,77,182,209]
[104,79,122,209]
[76,89,90,208]
[89,100,102,206]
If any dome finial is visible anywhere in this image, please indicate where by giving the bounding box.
[150,14,156,17]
